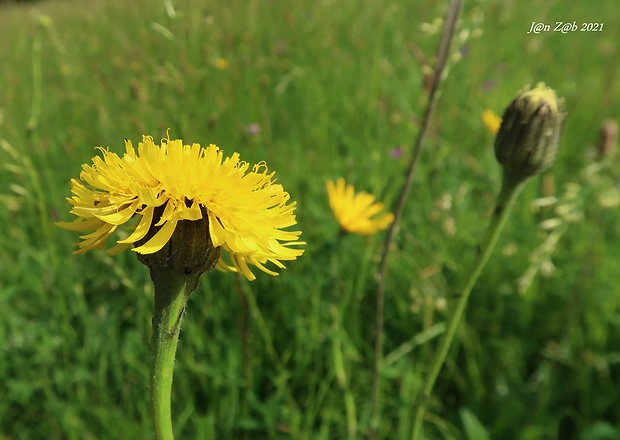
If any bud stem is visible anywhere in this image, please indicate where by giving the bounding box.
[150,272,194,440]
[410,173,526,440]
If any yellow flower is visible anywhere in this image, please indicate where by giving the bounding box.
[58,134,304,281]
[482,109,502,135]
[326,178,394,235]
[214,58,229,70]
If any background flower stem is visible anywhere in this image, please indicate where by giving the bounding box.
[150,274,193,440]
[367,0,462,437]
[410,173,526,440]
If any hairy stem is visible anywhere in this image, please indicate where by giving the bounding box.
[410,173,526,440]
[150,274,193,440]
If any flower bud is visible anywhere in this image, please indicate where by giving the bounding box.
[597,119,618,159]
[494,83,565,182]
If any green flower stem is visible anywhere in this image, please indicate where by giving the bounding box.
[27,34,42,134]
[150,273,193,440]
[410,172,527,440]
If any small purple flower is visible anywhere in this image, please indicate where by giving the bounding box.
[245,123,261,136]
[274,40,289,57]
[390,146,405,159]
[481,80,496,91]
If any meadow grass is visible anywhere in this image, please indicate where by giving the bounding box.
[0,0,619,438]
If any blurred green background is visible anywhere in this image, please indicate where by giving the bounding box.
[1,0,619,438]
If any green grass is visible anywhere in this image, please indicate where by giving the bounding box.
[1,0,619,438]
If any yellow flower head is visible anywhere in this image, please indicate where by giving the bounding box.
[326,178,394,235]
[482,109,502,135]
[57,134,305,281]
[214,58,229,70]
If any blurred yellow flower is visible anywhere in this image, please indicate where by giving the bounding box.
[130,60,142,72]
[58,134,304,280]
[214,58,229,70]
[482,109,502,135]
[36,14,53,29]
[326,178,394,235]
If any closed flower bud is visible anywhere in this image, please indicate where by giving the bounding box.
[494,83,565,182]
[597,119,618,159]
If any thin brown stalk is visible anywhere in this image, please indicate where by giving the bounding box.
[367,1,463,438]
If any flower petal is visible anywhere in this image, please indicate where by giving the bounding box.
[132,219,178,254]
[117,206,154,244]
